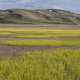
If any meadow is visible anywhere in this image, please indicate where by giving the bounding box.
[0,26,80,80]
[0,49,80,80]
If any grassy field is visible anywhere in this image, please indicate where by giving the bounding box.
[0,49,80,80]
[0,28,80,38]
[0,26,80,80]
[1,39,80,46]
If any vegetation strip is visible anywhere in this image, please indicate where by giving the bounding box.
[0,39,80,46]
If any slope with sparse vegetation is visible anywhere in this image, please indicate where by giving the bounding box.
[0,9,80,24]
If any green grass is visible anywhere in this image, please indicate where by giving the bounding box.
[15,30,80,38]
[0,29,80,38]
[0,49,80,80]
[1,30,80,38]
[1,39,80,46]
[0,31,12,35]
[0,40,64,46]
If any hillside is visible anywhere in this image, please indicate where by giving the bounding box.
[0,9,80,24]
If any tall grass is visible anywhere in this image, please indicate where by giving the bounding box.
[0,49,80,80]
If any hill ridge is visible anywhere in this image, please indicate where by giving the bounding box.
[0,9,80,24]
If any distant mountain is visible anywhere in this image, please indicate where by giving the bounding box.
[0,9,80,24]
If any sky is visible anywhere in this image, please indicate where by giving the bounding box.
[0,0,80,13]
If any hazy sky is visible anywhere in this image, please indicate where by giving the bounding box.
[0,0,80,12]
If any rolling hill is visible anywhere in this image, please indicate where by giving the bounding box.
[0,9,80,24]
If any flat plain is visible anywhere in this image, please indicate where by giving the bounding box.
[0,25,80,80]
